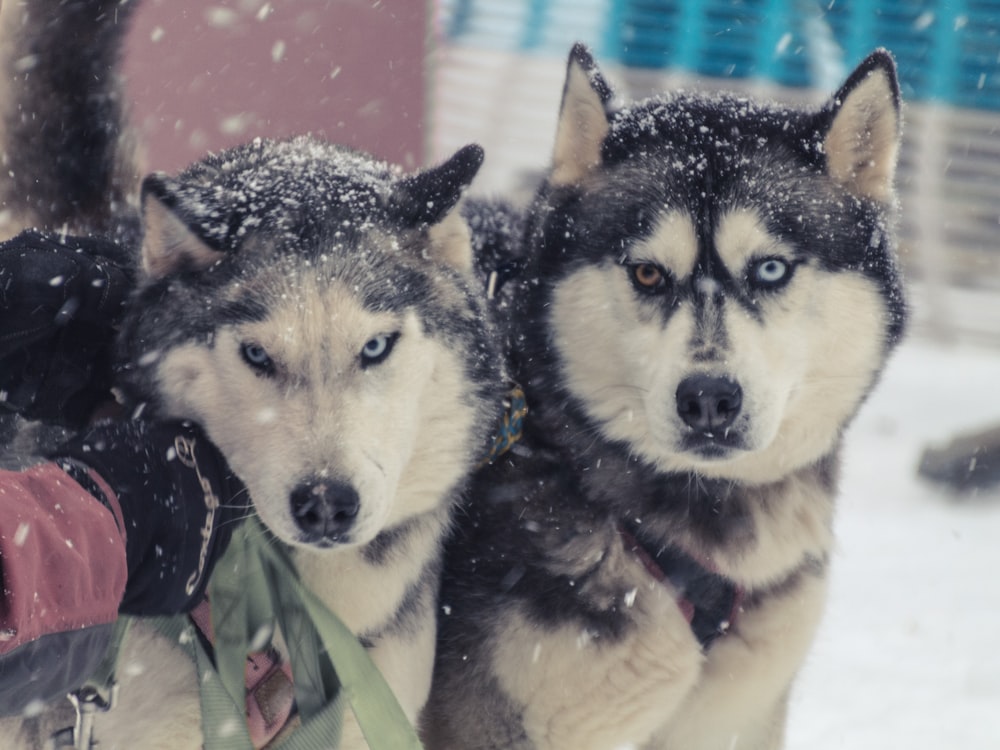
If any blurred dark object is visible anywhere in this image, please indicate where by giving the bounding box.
[918,424,1000,492]
[0,230,133,429]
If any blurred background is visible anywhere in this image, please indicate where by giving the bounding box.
[124,0,1000,343]
[120,1,999,747]
[428,0,1000,344]
[123,0,426,171]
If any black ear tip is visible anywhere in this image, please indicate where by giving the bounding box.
[569,42,594,68]
[866,48,898,76]
[395,144,485,226]
[834,47,901,113]
[439,143,484,189]
[456,143,485,172]
[564,41,613,106]
[140,172,174,205]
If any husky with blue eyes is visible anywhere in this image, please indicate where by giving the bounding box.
[89,136,504,749]
[121,137,501,560]
[9,139,502,750]
[425,45,907,749]
[0,5,502,748]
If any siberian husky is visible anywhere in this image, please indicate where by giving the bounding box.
[425,44,907,750]
[0,2,504,748]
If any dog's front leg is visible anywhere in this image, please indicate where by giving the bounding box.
[491,560,704,750]
[647,572,829,750]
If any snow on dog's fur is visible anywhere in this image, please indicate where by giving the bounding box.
[101,136,500,750]
[425,44,907,750]
[0,3,504,748]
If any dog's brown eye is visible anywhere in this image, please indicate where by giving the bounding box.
[630,263,666,291]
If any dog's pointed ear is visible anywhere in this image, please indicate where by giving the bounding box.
[140,174,227,279]
[550,43,615,187]
[394,144,484,271]
[822,49,901,203]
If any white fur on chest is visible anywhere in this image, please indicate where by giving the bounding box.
[294,512,444,636]
[710,476,835,589]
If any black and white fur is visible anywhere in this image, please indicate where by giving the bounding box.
[101,135,503,750]
[0,3,504,748]
[425,44,907,750]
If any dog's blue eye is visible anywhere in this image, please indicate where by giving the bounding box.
[750,258,792,288]
[361,333,399,367]
[241,342,275,374]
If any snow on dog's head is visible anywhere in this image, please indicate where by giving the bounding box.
[525,46,907,484]
[118,137,503,548]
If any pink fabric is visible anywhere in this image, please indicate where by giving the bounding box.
[0,463,127,654]
[190,600,296,749]
[244,648,296,748]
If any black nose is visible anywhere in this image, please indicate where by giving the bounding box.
[290,479,360,541]
[676,376,743,432]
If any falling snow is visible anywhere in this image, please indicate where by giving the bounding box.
[20,699,46,718]
[216,717,243,738]
[787,338,1000,749]
[256,3,273,22]
[12,522,29,547]
[205,7,239,29]
[254,408,277,425]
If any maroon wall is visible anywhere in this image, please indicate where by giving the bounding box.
[122,0,426,174]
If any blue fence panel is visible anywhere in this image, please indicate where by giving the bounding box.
[440,0,1000,111]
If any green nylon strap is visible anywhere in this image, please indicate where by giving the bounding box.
[151,614,256,749]
[201,517,423,750]
[86,616,132,695]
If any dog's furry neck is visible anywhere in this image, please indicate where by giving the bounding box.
[513,408,838,591]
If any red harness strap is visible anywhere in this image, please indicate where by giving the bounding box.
[189,600,296,748]
[619,527,744,648]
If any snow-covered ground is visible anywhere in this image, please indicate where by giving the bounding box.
[787,335,1000,749]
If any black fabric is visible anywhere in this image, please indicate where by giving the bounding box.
[622,524,741,649]
[0,623,112,716]
[50,419,249,615]
[0,230,133,428]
